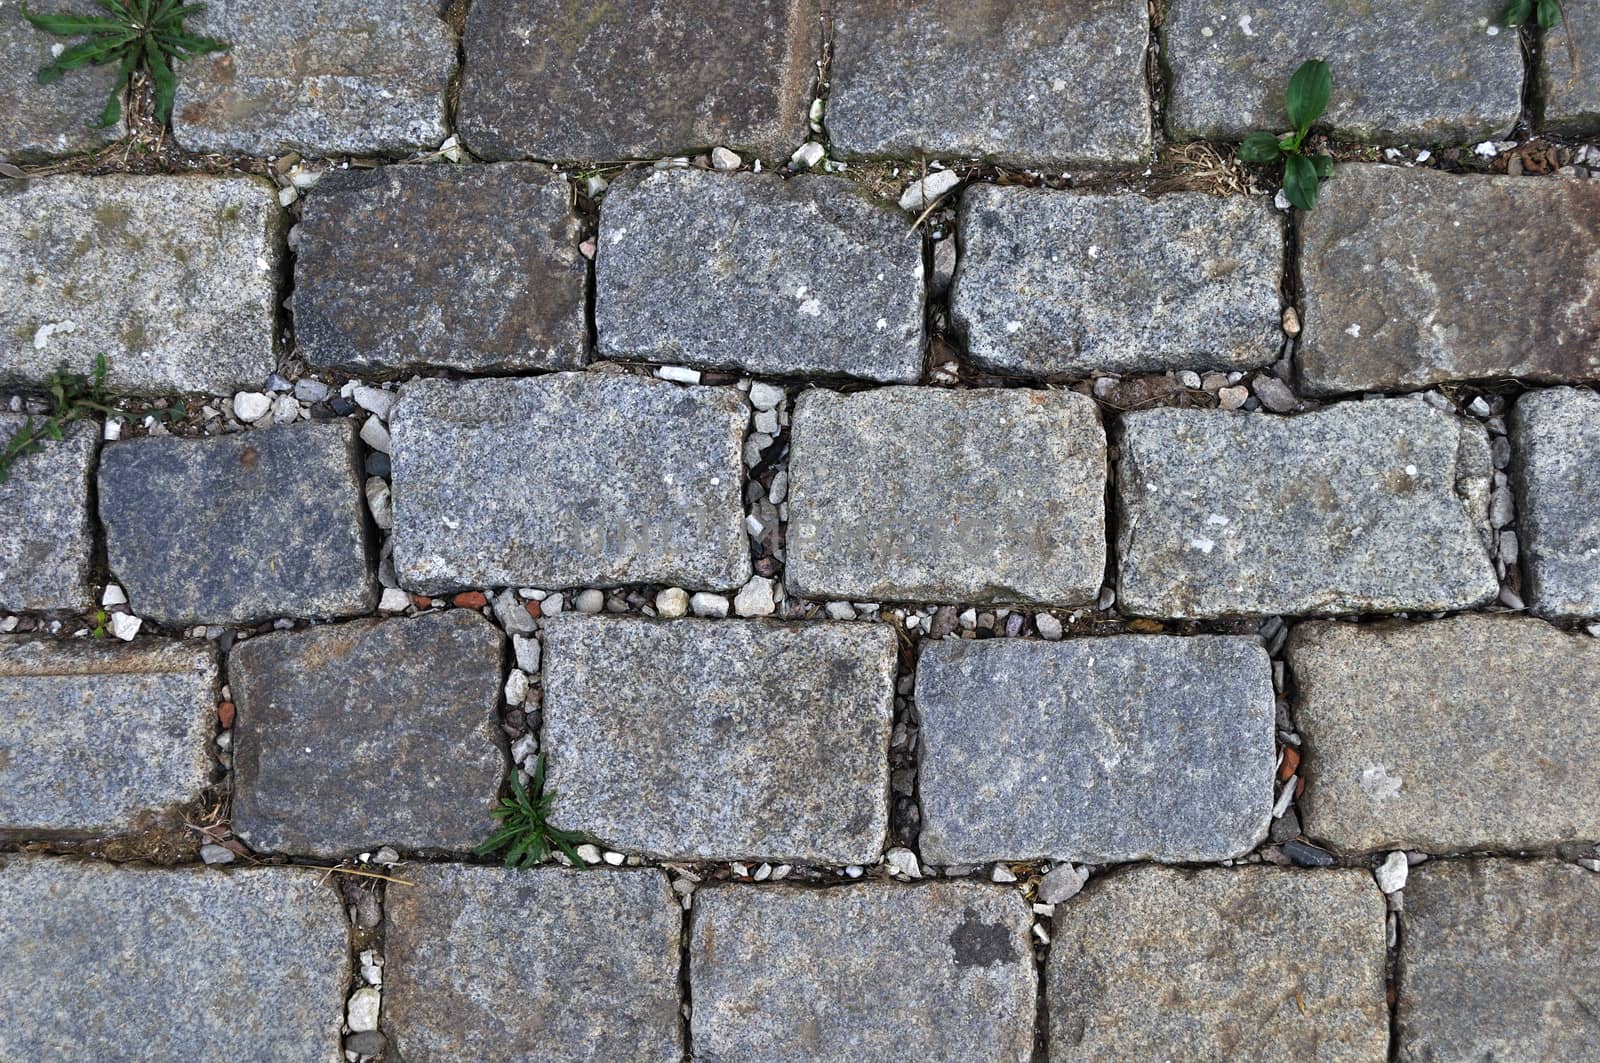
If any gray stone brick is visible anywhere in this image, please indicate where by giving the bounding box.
[295,163,586,376]
[691,882,1035,1061]
[230,610,504,857]
[916,635,1274,864]
[1116,398,1498,618]
[0,175,283,395]
[99,420,378,627]
[390,374,750,593]
[1051,866,1389,1062]
[385,866,682,1061]
[596,170,923,383]
[0,1,124,161]
[1162,0,1522,145]
[0,859,348,1061]
[1300,166,1600,395]
[542,615,895,863]
[951,185,1283,377]
[0,639,216,835]
[1287,615,1600,852]
[829,0,1150,167]
[1512,388,1600,619]
[1543,12,1600,134]
[0,415,94,612]
[786,387,1106,604]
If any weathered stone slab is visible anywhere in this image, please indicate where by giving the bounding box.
[0,639,216,834]
[1051,867,1388,1062]
[0,415,94,612]
[829,0,1150,167]
[1162,0,1522,144]
[1511,388,1600,619]
[542,615,895,863]
[1300,166,1600,395]
[0,859,348,1060]
[99,421,377,627]
[295,163,586,376]
[916,635,1274,864]
[390,374,750,593]
[787,387,1105,604]
[952,185,1283,377]
[172,0,454,155]
[385,866,682,1060]
[595,170,923,383]
[0,175,282,395]
[1287,615,1600,852]
[1399,860,1600,1063]
[1116,398,1498,618]
[459,0,815,161]
[0,1,124,161]
[692,882,1035,1060]
[230,610,503,856]
[1542,14,1600,134]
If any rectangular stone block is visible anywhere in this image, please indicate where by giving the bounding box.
[0,859,349,1061]
[1116,398,1498,618]
[542,615,895,863]
[691,882,1035,1061]
[952,185,1283,377]
[0,639,216,835]
[0,175,283,395]
[1300,165,1600,395]
[916,635,1274,864]
[1,1,124,161]
[595,170,924,384]
[0,415,95,612]
[1286,615,1600,852]
[1050,867,1388,1062]
[1543,12,1600,134]
[786,387,1106,604]
[829,0,1150,167]
[1162,0,1522,144]
[390,374,750,593]
[1511,388,1600,619]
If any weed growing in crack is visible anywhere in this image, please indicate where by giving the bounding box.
[1502,0,1563,28]
[475,754,590,868]
[1238,59,1334,211]
[0,353,115,485]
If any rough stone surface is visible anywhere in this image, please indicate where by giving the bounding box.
[595,170,924,383]
[0,0,125,161]
[1398,860,1600,1063]
[1051,866,1389,1062]
[1511,388,1600,619]
[0,415,95,612]
[1300,165,1600,395]
[1287,615,1600,852]
[0,639,216,834]
[952,185,1283,377]
[0,859,349,1060]
[1542,11,1600,134]
[172,0,455,155]
[787,387,1106,604]
[1116,398,1498,618]
[295,163,586,376]
[542,616,895,863]
[99,421,378,627]
[915,635,1275,864]
[384,866,682,1061]
[390,374,750,593]
[0,175,283,395]
[459,0,815,161]
[692,882,1035,1061]
[829,0,1150,167]
[1162,0,1522,144]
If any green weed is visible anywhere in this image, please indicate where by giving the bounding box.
[0,353,115,485]
[1502,0,1562,28]
[475,754,590,869]
[1238,60,1335,211]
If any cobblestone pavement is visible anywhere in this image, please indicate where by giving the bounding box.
[2,1,1599,1060]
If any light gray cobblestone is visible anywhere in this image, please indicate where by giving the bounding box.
[1511,388,1600,619]
[0,415,95,613]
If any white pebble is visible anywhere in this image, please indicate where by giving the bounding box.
[100,583,127,607]
[504,669,529,706]
[991,864,1017,883]
[1035,613,1063,640]
[886,847,922,879]
[748,382,785,410]
[733,576,776,617]
[711,146,742,171]
[109,612,141,641]
[352,385,397,420]
[575,843,603,865]
[1375,851,1409,894]
[602,850,625,866]
[690,591,730,618]
[657,365,701,385]
[511,634,541,673]
[232,392,271,422]
[655,587,690,618]
[378,587,410,612]
[346,987,380,1032]
[574,589,605,614]
[543,592,566,615]
[897,169,961,212]
[825,601,856,621]
[791,141,826,169]
[358,417,391,454]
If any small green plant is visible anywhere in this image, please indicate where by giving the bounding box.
[1502,0,1562,28]
[1239,59,1335,212]
[475,755,589,869]
[20,0,229,127]
[0,354,115,485]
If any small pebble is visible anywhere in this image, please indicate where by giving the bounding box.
[1375,851,1408,894]
[991,864,1017,883]
[1036,863,1088,903]
[711,146,742,171]
[1282,839,1336,867]
[655,587,690,618]
[232,392,271,422]
[346,988,380,1033]
[574,589,605,614]
[199,843,235,866]
[690,591,730,618]
[886,847,922,879]
[733,576,776,617]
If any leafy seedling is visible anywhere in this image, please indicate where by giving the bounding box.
[1238,59,1335,211]
[1502,0,1562,28]
[0,353,115,485]
[475,755,590,869]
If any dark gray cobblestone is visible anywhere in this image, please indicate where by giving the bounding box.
[0,415,95,613]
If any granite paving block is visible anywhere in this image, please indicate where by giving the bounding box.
[542,615,895,863]
[0,859,349,1061]
[390,374,750,593]
[99,420,378,627]
[0,175,282,395]
[0,415,95,612]
[692,882,1035,1061]
[1542,9,1600,134]
[1300,165,1600,394]
[1115,398,1498,618]
[1512,388,1600,619]
[0,0,125,161]
[1050,866,1389,1062]
[1286,615,1600,852]
[596,170,923,383]
[951,185,1283,377]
